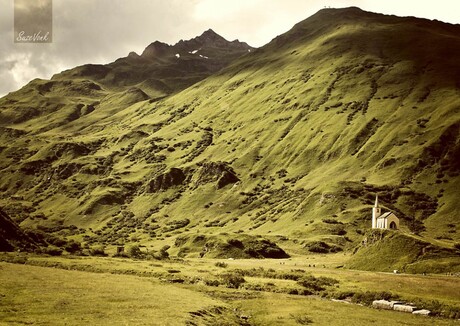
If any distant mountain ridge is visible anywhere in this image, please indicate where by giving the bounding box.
[55,28,253,93]
[0,29,253,129]
[142,29,251,57]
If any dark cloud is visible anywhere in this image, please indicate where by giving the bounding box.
[14,0,53,40]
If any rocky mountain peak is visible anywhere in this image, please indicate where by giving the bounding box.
[198,28,226,42]
[141,40,171,58]
[174,29,253,52]
[139,30,253,59]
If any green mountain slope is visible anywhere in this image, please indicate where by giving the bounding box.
[0,7,459,265]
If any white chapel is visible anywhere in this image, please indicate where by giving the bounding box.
[372,195,399,230]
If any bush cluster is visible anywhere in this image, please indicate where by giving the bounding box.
[232,267,305,281]
[214,262,228,268]
[219,272,246,289]
[115,245,170,260]
[297,275,339,293]
[90,246,107,256]
[304,241,342,253]
[23,227,82,256]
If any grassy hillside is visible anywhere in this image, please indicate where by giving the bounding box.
[347,229,460,273]
[0,7,459,270]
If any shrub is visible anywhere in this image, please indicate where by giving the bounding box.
[304,241,342,253]
[160,245,170,258]
[203,278,220,287]
[304,241,330,253]
[290,314,313,325]
[46,236,68,247]
[242,283,268,292]
[331,291,355,300]
[442,305,460,319]
[330,226,347,235]
[64,240,82,254]
[227,238,244,248]
[90,246,107,256]
[351,291,393,306]
[167,269,181,274]
[113,251,129,258]
[220,272,246,289]
[408,219,426,234]
[164,219,190,232]
[128,245,144,259]
[151,245,170,260]
[297,275,339,293]
[6,254,29,264]
[215,262,228,268]
[43,246,63,256]
[322,218,342,224]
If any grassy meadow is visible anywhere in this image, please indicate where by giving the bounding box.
[0,262,221,325]
[1,254,459,325]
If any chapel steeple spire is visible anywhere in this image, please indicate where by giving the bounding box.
[372,194,381,229]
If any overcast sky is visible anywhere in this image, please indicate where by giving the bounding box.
[0,0,459,97]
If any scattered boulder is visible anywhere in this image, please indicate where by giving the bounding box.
[372,300,404,310]
[412,309,431,316]
[372,300,393,310]
[393,304,417,313]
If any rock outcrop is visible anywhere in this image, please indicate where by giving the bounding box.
[148,168,187,192]
[193,162,239,189]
